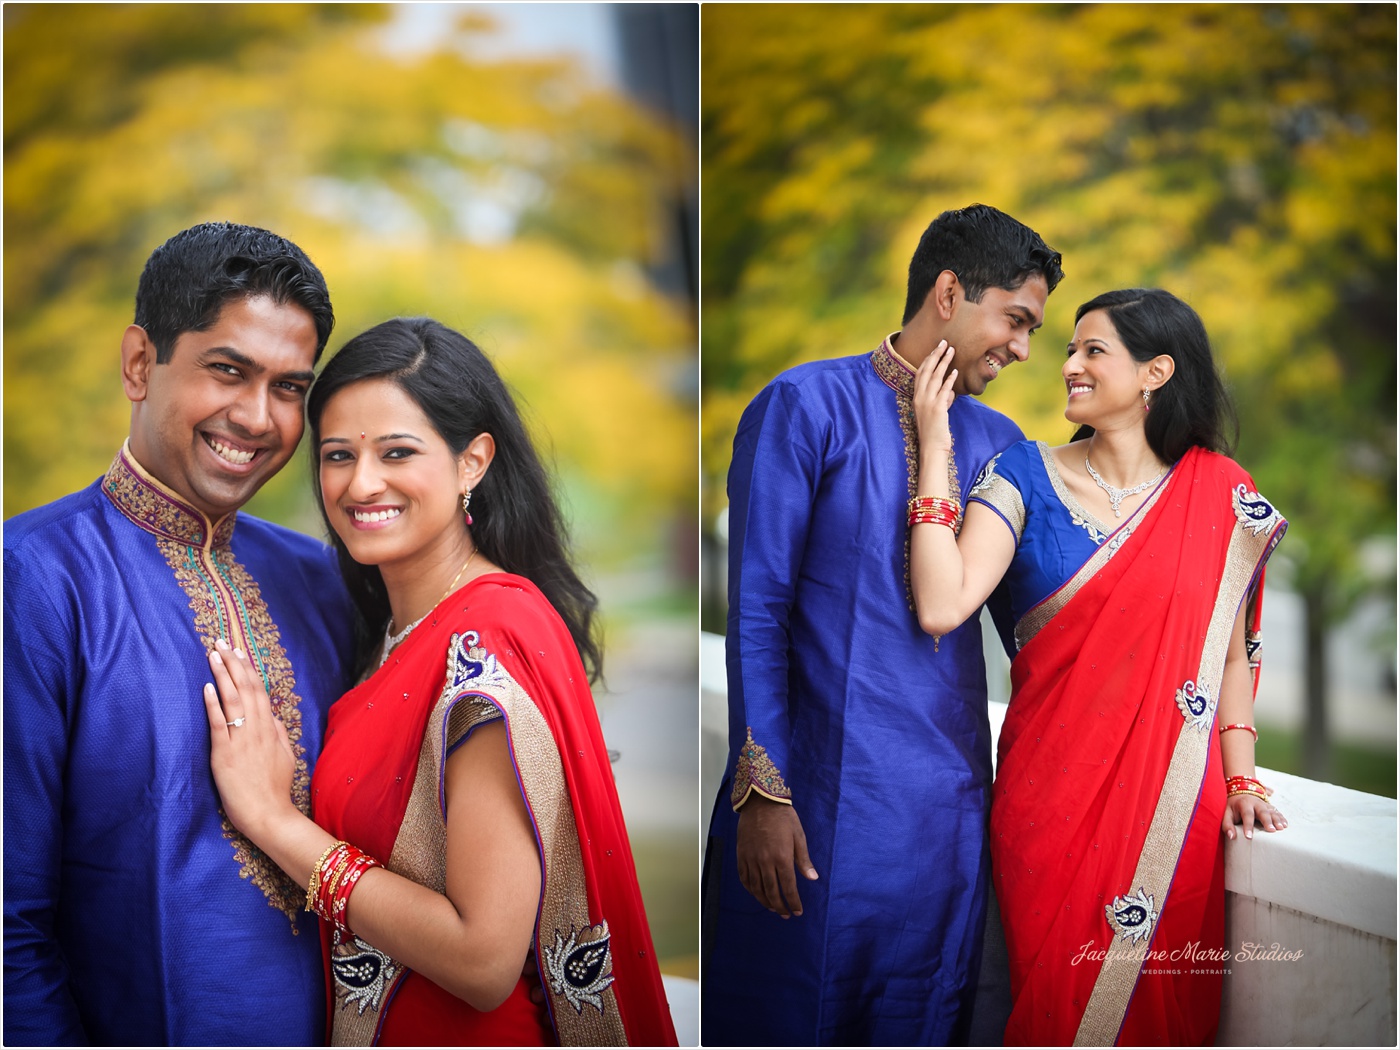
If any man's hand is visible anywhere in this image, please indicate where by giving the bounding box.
[735,795,818,918]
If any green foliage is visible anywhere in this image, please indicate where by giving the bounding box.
[5,4,696,572]
[1256,726,1397,800]
[702,3,1395,630]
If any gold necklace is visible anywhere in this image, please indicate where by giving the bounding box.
[382,547,478,660]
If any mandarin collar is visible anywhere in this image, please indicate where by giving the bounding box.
[102,440,237,549]
[871,332,967,409]
[871,333,917,398]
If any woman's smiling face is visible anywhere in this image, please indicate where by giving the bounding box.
[317,378,468,571]
[1062,309,1153,429]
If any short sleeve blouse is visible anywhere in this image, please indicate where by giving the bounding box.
[967,440,1123,625]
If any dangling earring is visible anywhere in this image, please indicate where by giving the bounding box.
[1142,386,1152,413]
[461,488,473,526]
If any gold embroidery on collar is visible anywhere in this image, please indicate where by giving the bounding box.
[103,443,236,548]
[870,337,962,611]
[105,446,310,931]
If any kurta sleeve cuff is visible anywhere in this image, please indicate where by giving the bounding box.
[729,728,793,811]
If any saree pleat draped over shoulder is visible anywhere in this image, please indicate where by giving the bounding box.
[311,573,677,1046]
[988,447,1285,1046]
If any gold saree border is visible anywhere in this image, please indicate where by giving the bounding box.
[1071,498,1286,1046]
[327,684,501,1045]
[329,631,628,1045]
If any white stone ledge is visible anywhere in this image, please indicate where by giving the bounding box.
[663,974,698,1047]
[986,700,1398,942]
[1224,768,1396,941]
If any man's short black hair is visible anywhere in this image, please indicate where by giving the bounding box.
[133,222,335,364]
[903,204,1064,324]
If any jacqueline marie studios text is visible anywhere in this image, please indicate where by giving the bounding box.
[1072,941,1305,965]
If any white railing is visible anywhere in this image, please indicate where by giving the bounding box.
[700,631,1398,1047]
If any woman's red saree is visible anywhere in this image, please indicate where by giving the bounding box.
[311,573,678,1046]
[992,449,1285,1046]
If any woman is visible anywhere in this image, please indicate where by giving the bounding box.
[908,289,1287,1045]
[202,318,677,1046]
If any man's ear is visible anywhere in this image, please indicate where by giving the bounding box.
[120,325,158,403]
[457,432,497,493]
[927,269,962,322]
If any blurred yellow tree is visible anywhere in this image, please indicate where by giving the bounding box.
[702,3,1395,777]
[5,3,695,572]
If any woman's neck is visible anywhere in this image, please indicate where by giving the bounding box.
[380,530,479,634]
[1084,425,1168,488]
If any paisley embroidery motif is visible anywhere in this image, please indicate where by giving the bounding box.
[1246,629,1263,671]
[1174,678,1214,731]
[1105,887,1157,944]
[331,931,400,1016]
[544,921,616,1016]
[1233,485,1281,536]
[446,629,490,688]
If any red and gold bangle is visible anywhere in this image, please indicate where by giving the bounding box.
[313,844,382,935]
[328,853,380,935]
[1225,774,1269,801]
[306,841,349,913]
[908,495,961,530]
[1218,723,1259,742]
[1228,787,1268,802]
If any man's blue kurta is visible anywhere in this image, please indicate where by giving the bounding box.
[702,339,1023,1046]
[4,447,356,1046]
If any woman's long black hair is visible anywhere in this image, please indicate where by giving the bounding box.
[1070,288,1238,464]
[308,317,602,683]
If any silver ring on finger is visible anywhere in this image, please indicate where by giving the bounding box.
[226,717,246,728]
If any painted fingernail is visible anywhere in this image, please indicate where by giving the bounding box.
[234,648,246,660]
[211,652,223,666]
[215,638,229,650]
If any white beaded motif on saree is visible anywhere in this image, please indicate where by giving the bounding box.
[1174,679,1215,732]
[1106,887,1157,944]
[544,921,616,1015]
[331,931,399,1015]
[1233,485,1281,536]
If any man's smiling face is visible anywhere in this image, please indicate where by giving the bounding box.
[125,294,318,520]
[944,274,1048,396]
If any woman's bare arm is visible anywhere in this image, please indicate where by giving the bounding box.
[1217,601,1287,840]
[909,343,1016,636]
[206,645,540,1012]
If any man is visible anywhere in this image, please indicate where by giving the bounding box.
[4,224,357,1045]
[702,204,1063,1045]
